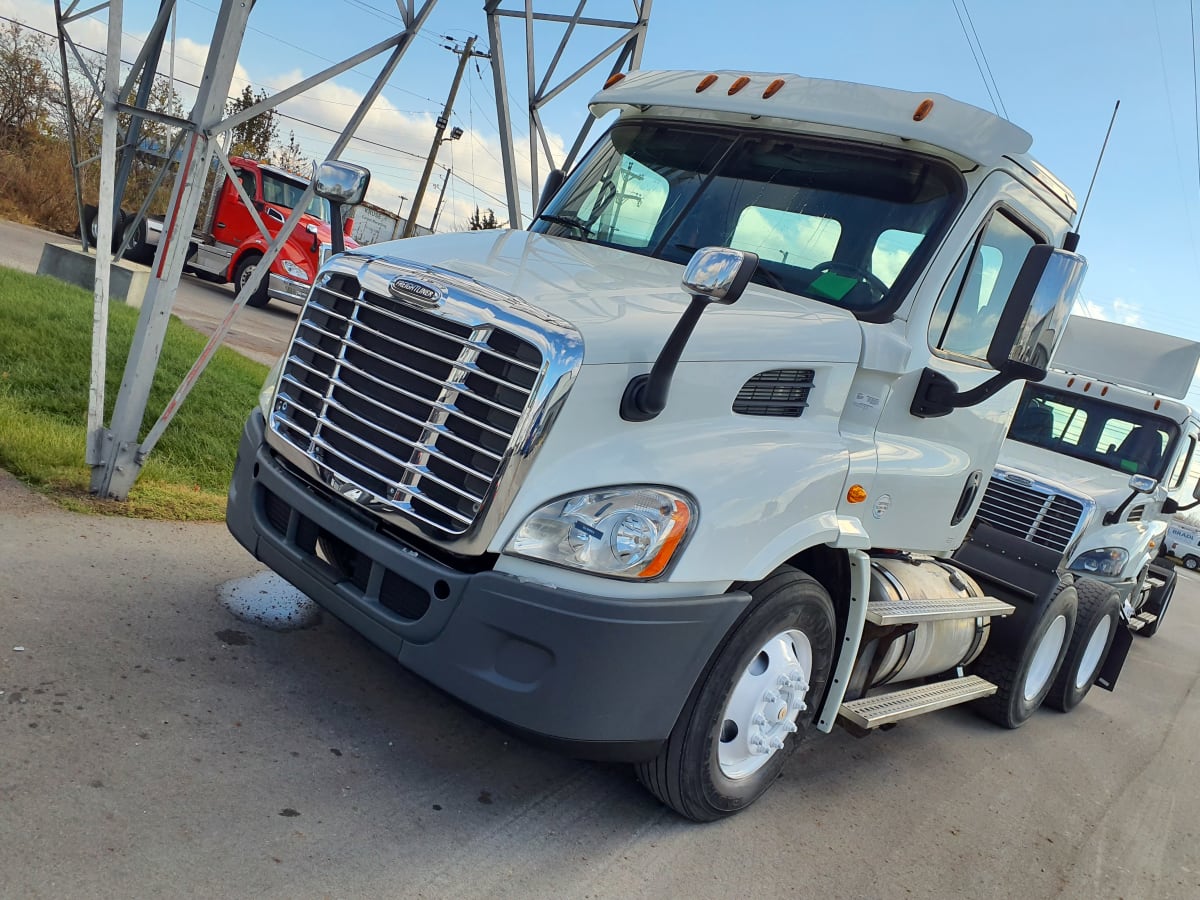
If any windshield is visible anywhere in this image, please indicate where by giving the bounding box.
[261,171,330,221]
[530,121,963,315]
[1008,384,1179,479]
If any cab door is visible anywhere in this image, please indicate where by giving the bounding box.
[862,173,1062,552]
[213,166,260,246]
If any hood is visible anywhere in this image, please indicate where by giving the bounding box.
[998,440,1146,512]
[348,230,861,365]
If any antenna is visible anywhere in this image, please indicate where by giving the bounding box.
[1066,99,1120,252]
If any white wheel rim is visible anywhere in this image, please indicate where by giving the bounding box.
[240,264,255,290]
[1024,614,1068,702]
[717,629,813,780]
[1074,614,1114,691]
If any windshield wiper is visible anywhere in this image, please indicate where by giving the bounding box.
[536,213,593,238]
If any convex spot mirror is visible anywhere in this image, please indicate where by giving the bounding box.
[986,244,1087,380]
[1128,474,1157,494]
[682,246,760,305]
[312,160,371,206]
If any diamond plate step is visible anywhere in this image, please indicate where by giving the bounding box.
[1128,612,1157,632]
[866,596,1015,625]
[838,675,997,729]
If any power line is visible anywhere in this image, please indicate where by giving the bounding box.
[950,0,1001,116]
[958,0,1007,119]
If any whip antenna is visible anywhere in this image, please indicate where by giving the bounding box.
[1066,100,1119,252]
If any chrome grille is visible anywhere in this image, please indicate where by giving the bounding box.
[974,475,1085,553]
[271,271,543,537]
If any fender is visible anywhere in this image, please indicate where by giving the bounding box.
[1067,518,1166,581]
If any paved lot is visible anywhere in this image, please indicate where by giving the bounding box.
[2,467,1198,899]
[0,219,294,366]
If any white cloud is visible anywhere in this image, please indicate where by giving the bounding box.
[1076,295,1144,327]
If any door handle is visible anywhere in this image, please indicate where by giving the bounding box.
[951,470,983,526]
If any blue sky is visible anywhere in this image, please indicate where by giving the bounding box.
[11,0,1200,403]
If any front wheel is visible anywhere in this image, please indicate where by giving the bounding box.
[971,581,1077,728]
[635,566,836,821]
[1183,556,1198,571]
[233,253,270,308]
[1045,580,1121,712]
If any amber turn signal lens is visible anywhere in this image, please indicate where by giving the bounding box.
[728,76,750,95]
[847,485,868,504]
[763,78,785,99]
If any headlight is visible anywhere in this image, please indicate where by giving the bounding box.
[258,355,286,418]
[1069,547,1130,578]
[281,259,310,282]
[505,487,695,580]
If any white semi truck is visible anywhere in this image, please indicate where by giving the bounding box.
[227,70,1093,820]
[955,318,1200,714]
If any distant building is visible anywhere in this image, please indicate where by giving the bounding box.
[351,199,431,245]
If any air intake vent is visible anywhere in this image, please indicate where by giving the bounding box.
[1127,505,1144,522]
[733,369,814,418]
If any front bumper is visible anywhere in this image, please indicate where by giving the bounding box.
[226,410,750,760]
[267,272,310,304]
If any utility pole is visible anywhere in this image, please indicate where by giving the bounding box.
[402,36,486,238]
[431,168,451,232]
[391,195,407,239]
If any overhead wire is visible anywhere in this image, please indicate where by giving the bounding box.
[949,0,1001,116]
[958,0,1007,119]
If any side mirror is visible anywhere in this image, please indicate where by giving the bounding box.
[620,247,759,422]
[987,245,1088,380]
[312,160,371,206]
[1129,474,1156,494]
[312,161,370,255]
[913,244,1087,418]
[534,169,566,218]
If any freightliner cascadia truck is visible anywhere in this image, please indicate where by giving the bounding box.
[227,70,1094,820]
[956,318,1200,715]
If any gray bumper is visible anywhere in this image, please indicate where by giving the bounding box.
[267,272,310,304]
[226,410,749,760]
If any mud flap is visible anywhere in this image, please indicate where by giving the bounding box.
[1094,623,1133,692]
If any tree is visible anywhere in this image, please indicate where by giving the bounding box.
[468,206,499,230]
[271,129,308,175]
[0,22,54,147]
[226,85,276,159]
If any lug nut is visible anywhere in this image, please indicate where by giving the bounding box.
[783,721,798,733]
[763,691,778,704]
[768,737,785,750]
[752,714,768,727]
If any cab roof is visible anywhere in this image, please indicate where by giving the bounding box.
[591,70,1064,180]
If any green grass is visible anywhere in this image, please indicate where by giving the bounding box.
[0,266,268,520]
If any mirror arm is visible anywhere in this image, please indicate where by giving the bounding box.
[910,367,1036,419]
[621,296,710,422]
[1103,491,1139,526]
[1175,498,1200,512]
[328,204,346,256]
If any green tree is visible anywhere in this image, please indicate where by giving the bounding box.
[0,22,54,147]
[226,85,277,159]
[467,206,499,230]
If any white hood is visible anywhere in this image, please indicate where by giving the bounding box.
[353,230,863,366]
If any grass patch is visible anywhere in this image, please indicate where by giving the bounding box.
[0,266,268,520]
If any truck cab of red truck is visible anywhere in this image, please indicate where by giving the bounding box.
[139,155,358,307]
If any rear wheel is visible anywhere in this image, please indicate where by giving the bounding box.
[80,204,126,254]
[234,253,270,308]
[1183,556,1198,571]
[1045,580,1121,712]
[634,566,836,821]
[971,581,1077,728]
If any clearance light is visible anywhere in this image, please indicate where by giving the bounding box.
[728,76,750,96]
[847,485,868,504]
[913,99,935,121]
[1101,385,1108,396]
[696,74,718,93]
[603,72,625,90]
[1155,399,1163,410]
[1084,381,1092,392]
[763,78,785,99]
[1067,377,1075,387]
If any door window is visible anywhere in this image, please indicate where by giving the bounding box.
[930,211,1040,361]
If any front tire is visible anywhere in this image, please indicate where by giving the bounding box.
[1045,580,1121,712]
[1183,556,1198,571]
[635,566,836,821]
[234,253,270,308]
[971,581,1077,728]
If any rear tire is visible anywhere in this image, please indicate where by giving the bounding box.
[634,566,836,821]
[1183,556,1198,571]
[1045,580,1121,712]
[971,580,1077,728]
[80,204,126,254]
[234,253,270,308]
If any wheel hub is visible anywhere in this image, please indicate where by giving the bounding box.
[718,629,813,779]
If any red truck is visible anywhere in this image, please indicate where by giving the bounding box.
[86,156,358,308]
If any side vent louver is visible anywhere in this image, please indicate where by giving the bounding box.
[733,369,815,418]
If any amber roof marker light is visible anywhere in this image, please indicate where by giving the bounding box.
[696,74,718,93]
[603,73,626,90]
[913,98,935,121]
[763,78,785,99]
[728,76,751,96]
